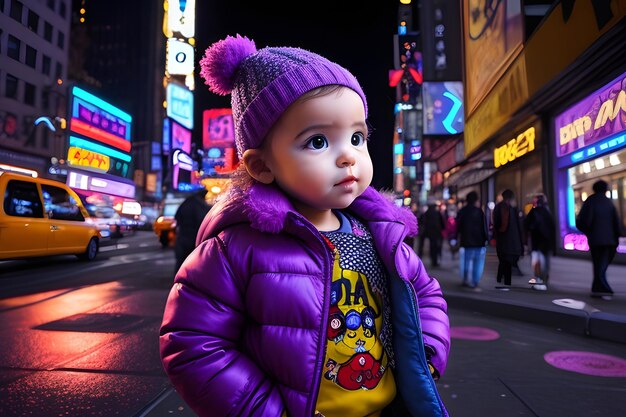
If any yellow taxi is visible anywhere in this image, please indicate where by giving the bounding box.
[153,197,184,247]
[0,171,101,261]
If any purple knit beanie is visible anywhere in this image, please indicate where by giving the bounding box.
[200,34,368,157]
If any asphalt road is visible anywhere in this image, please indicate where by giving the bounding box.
[0,231,624,416]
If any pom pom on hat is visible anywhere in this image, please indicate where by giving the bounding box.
[200,34,257,95]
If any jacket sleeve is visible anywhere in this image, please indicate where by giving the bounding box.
[159,237,284,417]
[403,243,450,376]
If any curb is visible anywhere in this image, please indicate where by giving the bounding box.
[444,292,626,344]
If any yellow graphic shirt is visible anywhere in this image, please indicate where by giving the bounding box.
[316,212,395,417]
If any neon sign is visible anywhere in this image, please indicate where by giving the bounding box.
[166,83,194,129]
[494,127,535,168]
[67,146,110,173]
[555,72,626,157]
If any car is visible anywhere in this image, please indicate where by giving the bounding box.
[153,197,184,248]
[0,171,101,261]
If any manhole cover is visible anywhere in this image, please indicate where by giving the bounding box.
[35,313,146,333]
[450,326,500,341]
[544,351,626,377]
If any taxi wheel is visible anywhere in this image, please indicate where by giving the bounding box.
[78,237,99,261]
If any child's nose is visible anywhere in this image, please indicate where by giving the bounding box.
[337,150,356,167]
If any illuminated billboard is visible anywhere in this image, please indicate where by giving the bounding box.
[203,108,234,148]
[422,82,464,135]
[67,171,135,199]
[166,83,194,129]
[166,38,195,75]
[164,0,195,39]
[555,71,626,158]
[170,120,192,154]
[69,86,132,151]
[463,0,523,117]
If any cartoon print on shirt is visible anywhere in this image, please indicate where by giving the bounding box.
[324,248,388,390]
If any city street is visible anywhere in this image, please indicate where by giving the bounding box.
[0,232,624,416]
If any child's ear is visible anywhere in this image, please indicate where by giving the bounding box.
[242,149,275,184]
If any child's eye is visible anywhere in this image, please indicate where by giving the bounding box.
[351,132,366,147]
[305,135,328,150]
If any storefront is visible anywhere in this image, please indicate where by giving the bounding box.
[491,121,544,211]
[553,70,626,258]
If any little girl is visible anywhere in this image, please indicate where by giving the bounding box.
[159,34,450,417]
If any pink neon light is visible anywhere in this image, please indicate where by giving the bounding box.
[70,118,131,152]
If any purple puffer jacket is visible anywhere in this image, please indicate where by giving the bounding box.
[160,183,450,417]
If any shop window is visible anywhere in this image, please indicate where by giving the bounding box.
[25,44,36,68]
[42,55,51,76]
[7,35,20,61]
[4,180,43,218]
[5,73,18,99]
[24,81,35,106]
[9,0,23,23]
[44,21,52,42]
[41,185,84,221]
[57,31,64,49]
[27,9,39,33]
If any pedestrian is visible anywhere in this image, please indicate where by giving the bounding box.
[576,180,623,300]
[159,35,450,417]
[492,189,524,288]
[173,188,211,272]
[523,194,556,291]
[422,202,446,267]
[456,191,488,289]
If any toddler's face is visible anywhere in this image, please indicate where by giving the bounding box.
[264,87,373,215]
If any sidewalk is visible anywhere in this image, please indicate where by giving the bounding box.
[429,246,626,344]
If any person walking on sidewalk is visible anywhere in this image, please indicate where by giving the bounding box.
[456,191,488,289]
[422,202,446,267]
[524,194,555,291]
[493,189,524,288]
[576,180,622,300]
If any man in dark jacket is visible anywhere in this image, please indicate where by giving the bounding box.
[421,202,446,267]
[576,180,622,299]
[456,191,488,288]
[492,189,524,288]
[174,188,211,272]
[524,194,555,291]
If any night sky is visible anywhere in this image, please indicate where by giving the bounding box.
[194,1,400,189]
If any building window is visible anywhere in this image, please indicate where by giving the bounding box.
[59,1,66,18]
[25,45,36,68]
[44,21,53,42]
[24,81,35,106]
[55,62,62,79]
[1,0,5,14]
[47,0,54,10]
[42,55,51,76]
[42,89,50,110]
[57,31,64,49]
[10,0,23,23]
[7,35,20,61]
[27,9,39,33]
[5,74,18,99]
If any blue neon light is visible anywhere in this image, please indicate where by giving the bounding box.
[34,117,56,132]
[69,136,132,162]
[72,87,132,123]
[566,176,576,229]
[570,132,626,164]
[442,91,462,134]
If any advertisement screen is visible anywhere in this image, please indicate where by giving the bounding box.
[166,83,194,129]
[463,0,523,116]
[203,108,235,148]
[422,82,464,135]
